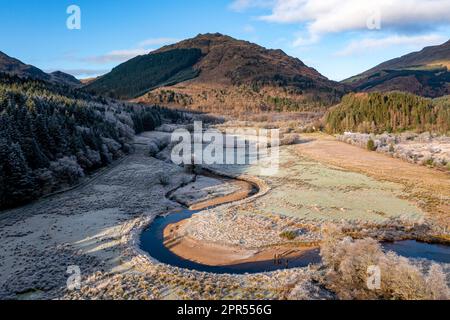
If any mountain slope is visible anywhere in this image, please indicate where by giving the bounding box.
[87,33,346,114]
[344,40,450,98]
[0,51,51,82]
[0,51,81,87]
[85,48,202,99]
[50,71,82,87]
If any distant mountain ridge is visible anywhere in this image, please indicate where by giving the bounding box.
[0,51,81,87]
[49,71,82,87]
[344,40,450,98]
[87,33,347,115]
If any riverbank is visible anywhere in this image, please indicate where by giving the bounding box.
[161,173,319,268]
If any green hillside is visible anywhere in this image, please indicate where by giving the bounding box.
[85,48,202,99]
[324,92,450,134]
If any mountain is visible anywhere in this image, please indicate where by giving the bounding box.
[86,33,346,114]
[85,48,202,99]
[0,51,51,82]
[344,40,450,98]
[49,71,82,87]
[0,51,81,87]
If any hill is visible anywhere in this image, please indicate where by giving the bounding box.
[85,48,202,99]
[0,51,81,87]
[86,33,347,115]
[50,71,82,87]
[344,40,450,98]
[324,91,450,134]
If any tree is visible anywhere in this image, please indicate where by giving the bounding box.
[325,92,450,134]
[0,139,36,208]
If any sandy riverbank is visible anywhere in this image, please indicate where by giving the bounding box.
[163,226,316,267]
[163,175,318,267]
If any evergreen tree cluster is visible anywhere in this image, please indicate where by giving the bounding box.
[0,73,181,210]
[85,48,202,99]
[324,92,450,134]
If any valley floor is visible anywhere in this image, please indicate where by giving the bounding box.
[296,133,450,229]
[0,131,448,300]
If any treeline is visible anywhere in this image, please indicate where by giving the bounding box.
[0,73,181,210]
[324,92,450,134]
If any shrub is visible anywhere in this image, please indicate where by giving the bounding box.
[280,230,298,240]
[319,225,450,300]
[49,157,84,185]
[367,139,376,151]
[425,158,434,167]
[280,134,301,146]
[157,172,170,186]
[148,142,160,157]
[389,144,395,153]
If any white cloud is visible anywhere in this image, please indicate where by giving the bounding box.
[138,37,180,47]
[45,68,110,77]
[84,48,152,64]
[336,34,447,56]
[243,24,256,33]
[230,0,274,12]
[234,0,450,46]
[83,36,180,64]
[292,33,320,46]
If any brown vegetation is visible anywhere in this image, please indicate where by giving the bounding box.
[320,225,450,300]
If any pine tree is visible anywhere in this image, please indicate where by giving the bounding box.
[0,139,36,208]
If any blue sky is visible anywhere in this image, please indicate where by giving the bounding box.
[1,0,449,81]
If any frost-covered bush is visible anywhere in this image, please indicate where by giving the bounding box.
[86,148,102,167]
[337,132,450,169]
[156,135,171,150]
[100,144,113,164]
[115,119,135,141]
[156,124,177,133]
[102,138,122,157]
[157,172,170,186]
[288,273,336,300]
[76,148,104,170]
[49,157,84,185]
[148,142,160,157]
[34,168,55,193]
[320,225,450,300]
[280,134,301,146]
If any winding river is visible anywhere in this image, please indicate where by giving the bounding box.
[140,170,450,274]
